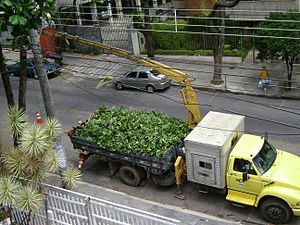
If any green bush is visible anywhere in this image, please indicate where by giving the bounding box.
[152,19,198,50]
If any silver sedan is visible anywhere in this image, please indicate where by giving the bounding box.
[113,68,172,93]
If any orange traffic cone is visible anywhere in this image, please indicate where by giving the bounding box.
[36,112,43,125]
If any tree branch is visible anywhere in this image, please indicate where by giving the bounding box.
[209,0,240,17]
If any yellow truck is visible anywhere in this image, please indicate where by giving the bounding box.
[47,31,300,224]
[183,111,300,224]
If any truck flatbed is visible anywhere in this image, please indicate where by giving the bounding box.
[69,133,177,175]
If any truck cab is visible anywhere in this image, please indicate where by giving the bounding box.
[227,134,300,224]
[183,111,300,224]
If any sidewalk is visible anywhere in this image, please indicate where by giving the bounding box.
[3,49,300,99]
[154,55,300,99]
[46,173,241,225]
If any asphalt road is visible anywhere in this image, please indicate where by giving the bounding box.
[1,73,300,225]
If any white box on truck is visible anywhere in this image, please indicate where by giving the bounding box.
[184,111,245,189]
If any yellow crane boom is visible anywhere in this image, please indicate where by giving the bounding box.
[44,30,200,128]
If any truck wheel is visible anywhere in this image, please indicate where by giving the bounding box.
[152,172,175,187]
[119,165,143,187]
[260,199,292,224]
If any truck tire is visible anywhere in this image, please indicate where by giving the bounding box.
[152,172,175,187]
[119,165,144,187]
[260,198,292,224]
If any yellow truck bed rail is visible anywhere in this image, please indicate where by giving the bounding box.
[45,30,200,128]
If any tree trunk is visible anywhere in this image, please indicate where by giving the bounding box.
[211,7,225,85]
[208,0,240,85]
[144,7,155,58]
[0,44,15,107]
[30,29,68,188]
[18,37,28,111]
[289,61,293,89]
[285,58,293,90]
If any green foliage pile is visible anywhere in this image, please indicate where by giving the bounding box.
[73,106,189,157]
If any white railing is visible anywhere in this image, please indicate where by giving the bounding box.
[11,184,179,225]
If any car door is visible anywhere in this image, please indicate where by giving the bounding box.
[137,71,149,89]
[124,71,138,88]
[227,158,262,206]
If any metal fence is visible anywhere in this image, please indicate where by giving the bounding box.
[11,184,179,225]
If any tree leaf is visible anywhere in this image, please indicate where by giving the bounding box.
[18,16,27,25]
[3,0,12,7]
[9,15,19,25]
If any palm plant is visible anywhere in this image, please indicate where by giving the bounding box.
[7,106,28,146]
[61,167,82,190]
[0,106,81,224]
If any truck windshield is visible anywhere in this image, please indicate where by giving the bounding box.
[253,141,277,174]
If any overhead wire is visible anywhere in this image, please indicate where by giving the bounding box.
[62,55,300,84]
[62,52,300,78]
[59,59,300,117]
[55,5,300,40]
[58,72,300,136]
[60,55,300,94]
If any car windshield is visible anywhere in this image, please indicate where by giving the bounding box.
[149,70,161,76]
[253,141,277,174]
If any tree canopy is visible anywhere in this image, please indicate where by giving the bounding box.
[255,11,300,88]
[0,0,55,41]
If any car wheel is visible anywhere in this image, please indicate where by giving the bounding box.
[146,85,155,93]
[260,199,292,224]
[115,82,123,90]
[119,165,143,187]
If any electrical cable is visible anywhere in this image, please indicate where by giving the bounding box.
[55,22,300,40]
[55,15,300,34]
[54,70,300,122]
[62,52,300,78]
[58,72,300,135]
[62,56,300,83]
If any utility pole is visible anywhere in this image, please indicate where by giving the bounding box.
[29,29,67,187]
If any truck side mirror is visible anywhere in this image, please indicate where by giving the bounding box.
[242,172,248,182]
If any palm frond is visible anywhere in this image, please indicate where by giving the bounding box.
[0,177,19,206]
[61,167,82,190]
[24,157,46,187]
[0,147,9,178]
[7,106,28,139]
[44,150,60,172]
[4,149,26,177]
[27,165,46,189]
[20,125,48,157]
[16,187,42,213]
[44,118,61,140]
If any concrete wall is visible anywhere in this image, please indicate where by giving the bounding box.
[227,0,298,20]
[66,26,104,54]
